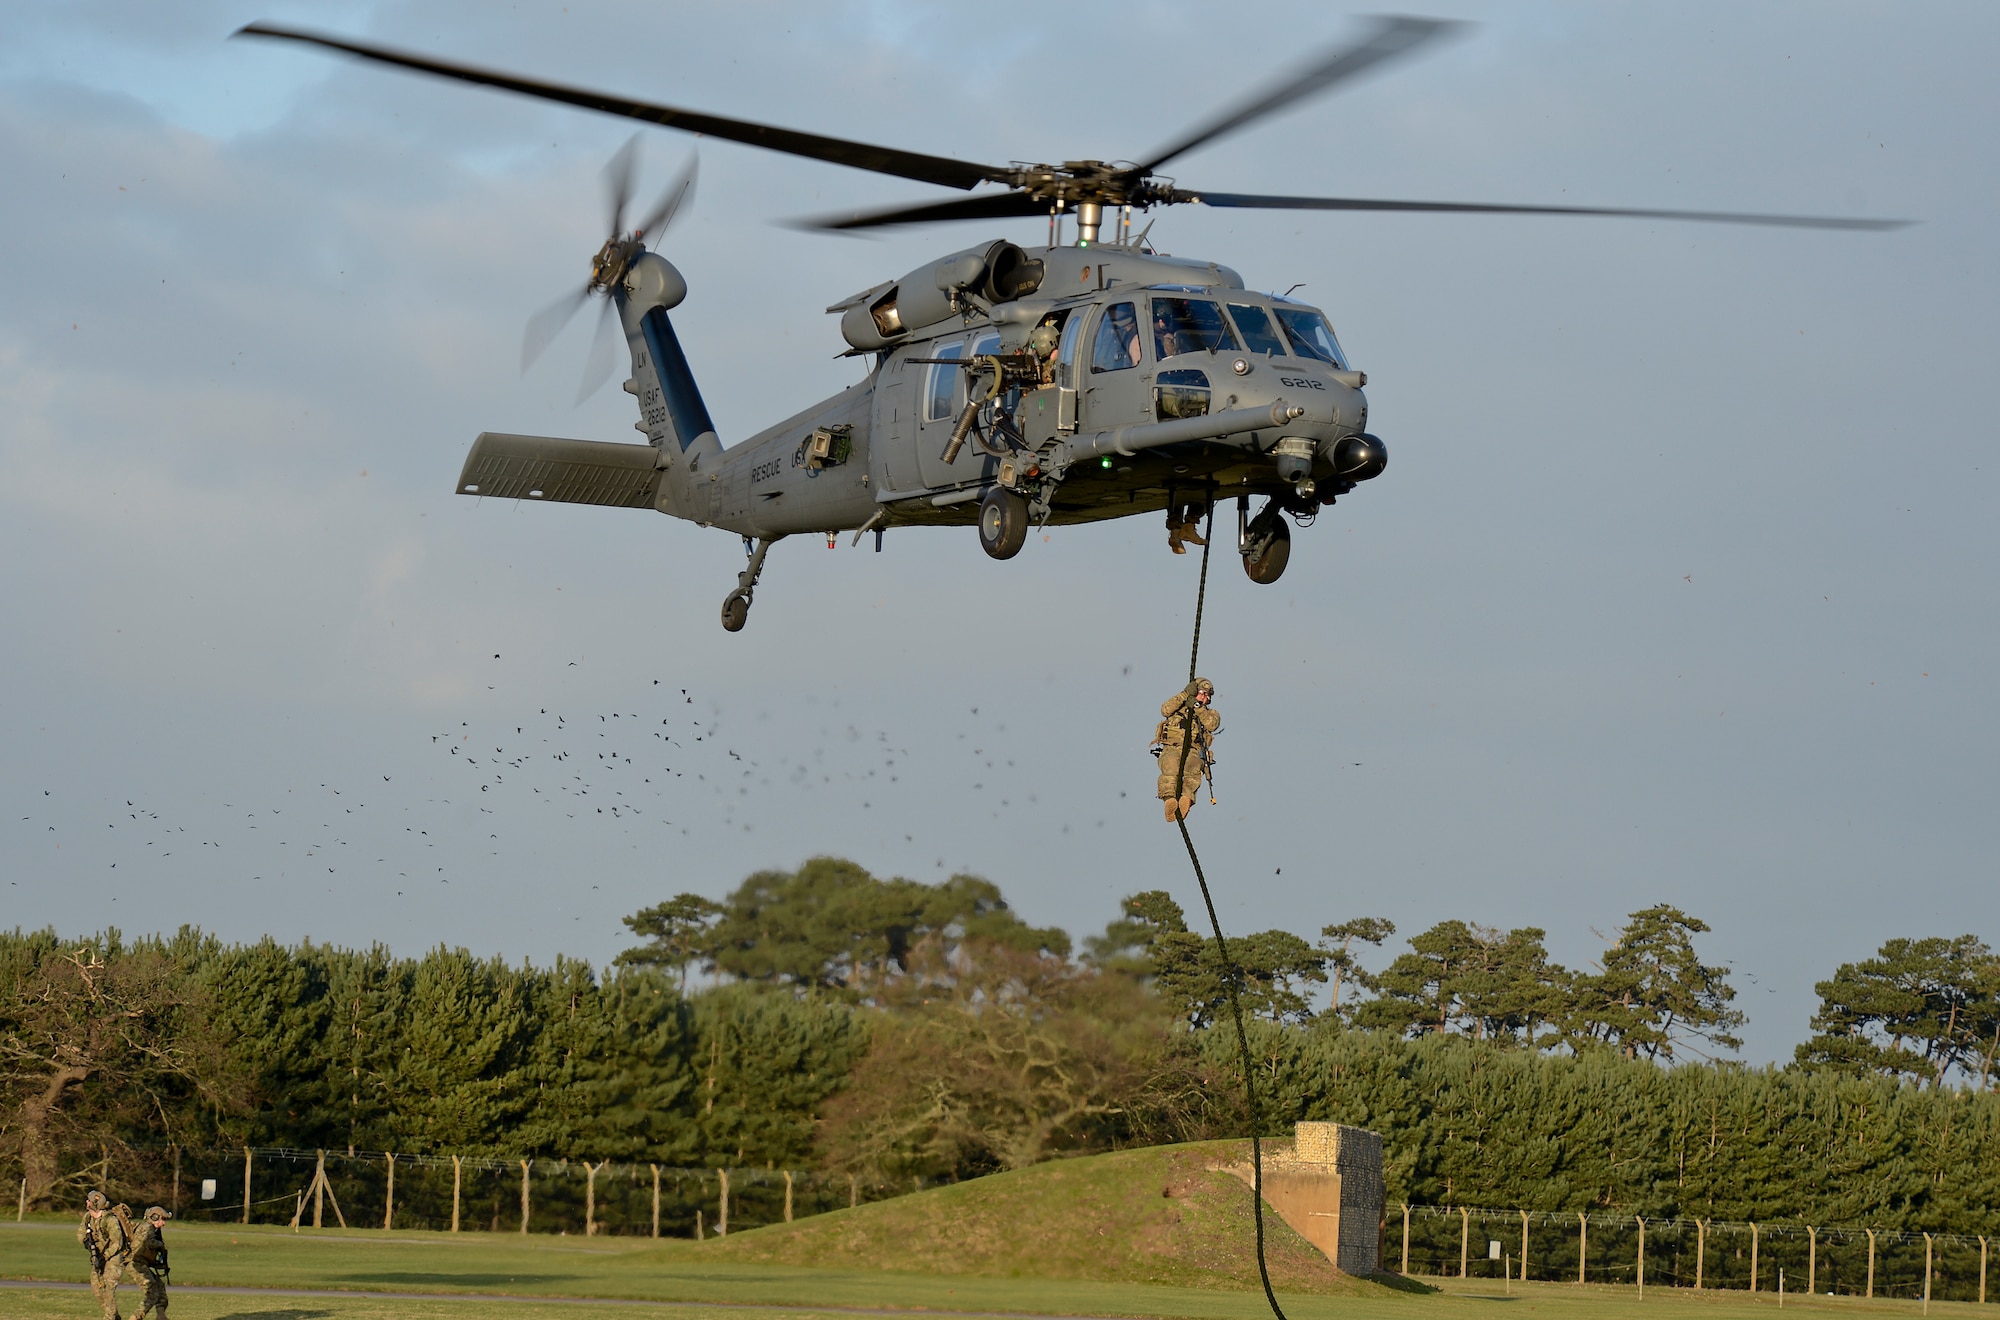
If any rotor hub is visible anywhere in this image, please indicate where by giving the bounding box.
[589,236,643,295]
[1005,160,1154,210]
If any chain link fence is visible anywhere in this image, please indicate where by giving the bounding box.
[11,1145,920,1240]
[1396,1203,1995,1304]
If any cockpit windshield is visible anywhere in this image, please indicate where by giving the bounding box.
[1151,298,1240,359]
[1273,307,1348,368]
[1226,303,1289,357]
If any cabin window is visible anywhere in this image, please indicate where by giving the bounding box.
[971,332,1001,358]
[1154,368,1212,420]
[1226,303,1290,357]
[1151,298,1238,359]
[1090,302,1141,372]
[1273,307,1349,368]
[924,342,964,422]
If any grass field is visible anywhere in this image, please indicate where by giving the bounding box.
[1,1144,1986,1320]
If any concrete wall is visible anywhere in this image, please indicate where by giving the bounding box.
[1234,1122,1385,1275]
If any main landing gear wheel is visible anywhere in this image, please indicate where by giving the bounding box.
[719,535,780,632]
[978,488,1028,560]
[1242,515,1291,585]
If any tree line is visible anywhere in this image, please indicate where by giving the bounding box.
[5,856,1997,1231]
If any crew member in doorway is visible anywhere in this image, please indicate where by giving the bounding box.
[1166,499,1209,554]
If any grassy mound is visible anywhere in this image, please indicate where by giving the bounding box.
[714,1141,1383,1295]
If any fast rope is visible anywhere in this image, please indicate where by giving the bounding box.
[1168,499,1289,1320]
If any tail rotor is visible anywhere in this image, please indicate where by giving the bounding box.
[519,136,699,401]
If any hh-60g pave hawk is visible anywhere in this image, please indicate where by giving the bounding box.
[239,17,1904,632]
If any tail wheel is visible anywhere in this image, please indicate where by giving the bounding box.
[720,594,749,632]
[1243,517,1291,584]
[978,488,1029,560]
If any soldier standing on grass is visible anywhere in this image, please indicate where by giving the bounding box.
[1152,679,1221,822]
[130,1206,171,1320]
[77,1189,131,1320]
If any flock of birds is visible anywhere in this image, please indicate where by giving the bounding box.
[13,654,1151,912]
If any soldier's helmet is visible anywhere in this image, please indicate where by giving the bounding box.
[1191,677,1215,697]
[86,1191,108,1210]
[144,1206,169,1222]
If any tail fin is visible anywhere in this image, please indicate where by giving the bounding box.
[621,252,720,522]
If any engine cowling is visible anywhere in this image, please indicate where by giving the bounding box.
[838,241,1045,351]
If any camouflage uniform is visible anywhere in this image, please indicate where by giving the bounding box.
[129,1207,170,1320]
[77,1192,129,1320]
[1153,680,1221,814]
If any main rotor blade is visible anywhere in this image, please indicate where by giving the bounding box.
[603,135,640,239]
[1179,190,1913,231]
[1136,16,1461,174]
[522,284,591,373]
[635,152,698,241]
[794,189,1050,232]
[235,23,1005,191]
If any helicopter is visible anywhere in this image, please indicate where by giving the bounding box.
[237,18,1903,633]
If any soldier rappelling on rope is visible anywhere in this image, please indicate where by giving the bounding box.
[1153,678,1220,822]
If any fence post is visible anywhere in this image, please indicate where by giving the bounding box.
[312,1150,326,1229]
[172,1145,181,1216]
[1979,1235,1987,1306]
[652,1165,661,1239]
[848,1174,858,1210]
[1521,1208,1530,1282]
[718,1168,730,1237]
[1867,1228,1876,1299]
[450,1154,462,1233]
[243,1146,253,1226]
[784,1170,794,1224]
[520,1160,530,1234]
[1401,1204,1411,1275]
[1696,1220,1705,1290]
[585,1162,600,1237]
[1579,1213,1588,1285]
[384,1154,395,1231]
[16,1178,24,1222]
[1924,1232,1933,1316]
[1808,1226,1817,1297]
[1460,1206,1470,1279]
[696,1208,705,1241]
[1751,1223,1760,1293]
[1637,1217,1645,1299]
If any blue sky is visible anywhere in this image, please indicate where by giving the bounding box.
[4,1,1994,1065]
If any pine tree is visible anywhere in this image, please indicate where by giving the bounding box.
[1566,905,1744,1061]
[1797,934,2000,1087]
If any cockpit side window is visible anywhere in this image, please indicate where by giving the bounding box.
[1151,298,1239,359]
[1090,302,1141,373]
[1226,303,1290,358]
[924,342,964,423]
[1273,307,1349,368]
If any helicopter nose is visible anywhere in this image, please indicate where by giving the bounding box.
[1331,432,1388,481]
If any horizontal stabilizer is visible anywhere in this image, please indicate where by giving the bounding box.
[457,432,661,508]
